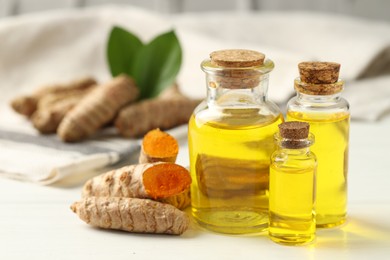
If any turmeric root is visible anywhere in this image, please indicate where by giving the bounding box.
[71,197,189,235]
[82,162,191,200]
[115,85,201,138]
[36,85,96,111]
[10,77,96,117]
[159,190,191,210]
[57,75,139,142]
[31,87,95,134]
[139,129,179,164]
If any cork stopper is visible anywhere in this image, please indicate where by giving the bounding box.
[298,62,340,84]
[279,121,309,139]
[205,49,267,89]
[210,49,265,68]
[278,122,311,149]
[295,61,343,95]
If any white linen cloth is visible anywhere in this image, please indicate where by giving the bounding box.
[0,121,187,185]
[0,126,137,185]
[0,5,389,184]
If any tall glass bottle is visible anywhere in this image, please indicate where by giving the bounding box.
[269,121,317,245]
[188,49,283,234]
[287,62,350,228]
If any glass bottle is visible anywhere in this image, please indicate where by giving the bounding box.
[286,62,350,228]
[188,49,283,234]
[269,121,317,245]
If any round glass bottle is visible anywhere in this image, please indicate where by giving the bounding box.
[269,122,317,245]
[188,49,283,234]
[286,62,350,228]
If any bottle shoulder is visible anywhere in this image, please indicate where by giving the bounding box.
[271,149,317,160]
[194,99,282,118]
[287,95,350,114]
[192,100,283,128]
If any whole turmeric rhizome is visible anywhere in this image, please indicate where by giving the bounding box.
[71,162,191,235]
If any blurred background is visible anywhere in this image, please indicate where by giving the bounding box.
[1,0,389,22]
[0,0,389,123]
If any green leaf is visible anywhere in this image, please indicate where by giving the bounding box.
[106,28,182,100]
[107,26,143,77]
[132,30,182,99]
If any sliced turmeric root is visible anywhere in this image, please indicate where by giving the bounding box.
[139,128,179,164]
[137,129,191,209]
[82,162,191,200]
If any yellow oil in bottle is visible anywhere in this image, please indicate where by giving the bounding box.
[287,111,349,228]
[269,162,316,245]
[189,108,283,234]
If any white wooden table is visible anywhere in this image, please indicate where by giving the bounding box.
[1,121,390,260]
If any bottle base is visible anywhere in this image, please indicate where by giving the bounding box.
[193,208,268,234]
[316,215,346,228]
[269,232,315,246]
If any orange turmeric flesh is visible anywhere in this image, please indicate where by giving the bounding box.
[143,163,191,199]
[143,129,178,158]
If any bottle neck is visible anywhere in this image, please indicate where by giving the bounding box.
[274,133,315,151]
[296,92,342,104]
[278,146,311,155]
[201,58,275,108]
[294,77,344,103]
[206,73,270,108]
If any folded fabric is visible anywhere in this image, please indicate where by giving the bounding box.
[0,123,136,185]
[0,116,188,185]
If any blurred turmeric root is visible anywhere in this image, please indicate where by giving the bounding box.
[58,75,139,142]
[10,77,96,118]
[10,77,200,144]
[31,87,95,134]
[115,84,201,138]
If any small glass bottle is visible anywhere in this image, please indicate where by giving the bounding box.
[287,62,350,228]
[269,121,317,245]
[188,49,283,234]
